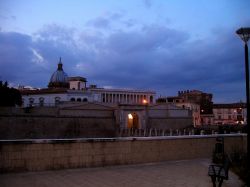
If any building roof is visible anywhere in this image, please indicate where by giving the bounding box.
[89,87,156,94]
[68,76,87,82]
[20,88,67,95]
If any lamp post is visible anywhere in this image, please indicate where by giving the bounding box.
[236,27,250,183]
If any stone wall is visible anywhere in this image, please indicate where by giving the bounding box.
[0,117,116,139]
[0,134,246,172]
[148,118,193,129]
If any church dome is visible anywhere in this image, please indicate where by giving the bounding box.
[48,58,69,88]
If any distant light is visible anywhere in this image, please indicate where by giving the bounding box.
[128,113,133,119]
[143,99,148,104]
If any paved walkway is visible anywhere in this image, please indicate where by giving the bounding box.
[0,159,243,187]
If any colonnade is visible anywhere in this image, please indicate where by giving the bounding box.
[102,92,154,104]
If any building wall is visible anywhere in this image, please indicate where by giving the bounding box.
[0,116,116,139]
[90,88,156,104]
[22,88,156,107]
[69,81,86,90]
[213,107,246,125]
[174,102,200,126]
[117,104,192,130]
[0,103,192,139]
[22,93,68,107]
[0,105,116,139]
[0,135,246,172]
[148,118,192,129]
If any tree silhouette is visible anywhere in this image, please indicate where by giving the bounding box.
[0,81,22,106]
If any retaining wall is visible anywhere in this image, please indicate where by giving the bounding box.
[0,134,246,172]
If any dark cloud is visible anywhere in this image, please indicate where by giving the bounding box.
[86,17,111,29]
[0,23,246,102]
[0,32,34,83]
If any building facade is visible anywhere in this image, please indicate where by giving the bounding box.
[166,90,214,126]
[213,103,246,125]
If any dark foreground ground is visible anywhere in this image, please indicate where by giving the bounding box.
[0,159,243,187]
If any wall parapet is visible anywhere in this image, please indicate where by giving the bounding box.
[0,134,246,173]
[0,134,246,144]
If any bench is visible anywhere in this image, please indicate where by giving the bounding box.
[208,156,230,187]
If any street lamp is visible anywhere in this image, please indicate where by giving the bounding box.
[236,27,250,184]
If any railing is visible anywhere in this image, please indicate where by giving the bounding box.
[118,128,243,137]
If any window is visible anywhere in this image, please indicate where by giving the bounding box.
[39,97,44,106]
[150,96,153,103]
[55,97,61,105]
[78,82,80,90]
[29,98,34,107]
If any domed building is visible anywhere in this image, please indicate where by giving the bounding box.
[48,58,69,88]
[21,57,156,109]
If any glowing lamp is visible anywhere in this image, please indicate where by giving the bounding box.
[128,113,133,119]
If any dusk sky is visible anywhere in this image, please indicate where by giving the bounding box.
[0,0,249,102]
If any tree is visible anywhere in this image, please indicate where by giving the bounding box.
[0,81,22,106]
[156,97,167,103]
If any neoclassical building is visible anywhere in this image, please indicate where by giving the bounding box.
[21,58,156,107]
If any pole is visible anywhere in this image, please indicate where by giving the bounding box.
[244,42,250,186]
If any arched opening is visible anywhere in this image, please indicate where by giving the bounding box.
[29,98,34,107]
[150,95,153,103]
[77,98,81,102]
[70,98,75,102]
[83,98,88,102]
[127,113,139,129]
[55,97,61,105]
